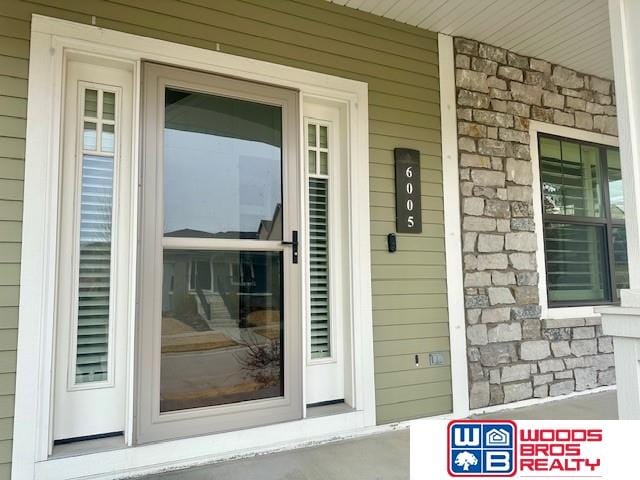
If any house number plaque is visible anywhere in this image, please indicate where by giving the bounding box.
[394,148,422,233]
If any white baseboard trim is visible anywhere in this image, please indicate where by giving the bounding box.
[469,385,617,417]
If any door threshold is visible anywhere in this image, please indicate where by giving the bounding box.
[50,433,126,459]
[306,401,353,418]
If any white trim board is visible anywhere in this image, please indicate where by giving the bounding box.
[529,121,619,320]
[438,33,470,418]
[13,14,374,480]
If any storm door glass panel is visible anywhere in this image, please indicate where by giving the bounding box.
[163,88,282,240]
[75,88,117,384]
[160,88,285,413]
[544,223,610,303]
[161,250,283,412]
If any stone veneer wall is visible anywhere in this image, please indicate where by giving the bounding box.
[453,37,618,408]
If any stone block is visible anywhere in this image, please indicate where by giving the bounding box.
[586,353,615,371]
[514,116,530,131]
[534,384,548,398]
[531,106,554,123]
[479,343,518,366]
[463,216,497,232]
[472,57,498,75]
[467,324,489,346]
[455,54,470,69]
[555,370,573,379]
[469,380,490,408]
[549,380,575,396]
[455,38,478,55]
[477,233,504,252]
[507,51,529,68]
[563,356,586,369]
[573,326,595,339]
[477,138,508,157]
[543,317,585,329]
[469,362,484,381]
[463,197,485,216]
[465,272,492,287]
[511,304,541,320]
[489,384,504,405]
[481,307,511,324]
[571,339,597,357]
[566,96,586,111]
[512,202,532,218]
[463,232,477,252]
[497,218,510,232]
[585,316,602,326]
[471,168,506,187]
[590,76,611,95]
[479,43,507,63]
[542,91,564,109]
[477,253,509,270]
[498,66,523,82]
[465,295,490,308]
[488,323,522,343]
[533,373,553,386]
[488,287,515,305]
[500,364,530,383]
[507,101,530,117]
[530,58,551,74]
[511,218,535,232]
[554,110,575,127]
[513,144,531,160]
[521,340,550,360]
[598,337,613,353]
[492,271,515,286]
[467,309,481,325]
[511,82,542,105]
[484,199,511,219]
[594,115,617,135]
[509,253,536,270]
[489,369,501,384]
[505,158,533,185]
[516,271,538,285]
[461,181,474,196]
[514,286,539,304]
[575,111,593,130]
[488,76,507,90]
[461,153,490,168]
[456,69,489,93]
[522,318,541,339]
[552,66,584,88]
[598,368,615,386]
[459,121,487,137]
[458,89,491,108]
[474,186,497,198]
[459,137,477,153]
[499,128,528,144]
[468,347,481,362]
[543,328,571,341]
[503,382,533,403]
[505,232,536,252]
[538,358,564,373]
[574,367,597,391]
[507,186,533,202]
[551,341,571,357]
[490,99,508,112]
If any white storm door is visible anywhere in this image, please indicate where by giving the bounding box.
[53,59,133,441]
[304,102,347,405]
[137,63,302,443]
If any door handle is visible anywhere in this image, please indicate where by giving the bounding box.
[282,230,298,264]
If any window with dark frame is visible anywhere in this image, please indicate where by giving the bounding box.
[539,134,629,307]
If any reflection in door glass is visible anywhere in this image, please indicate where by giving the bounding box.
[160,250,283,413]
[163,88,283,240]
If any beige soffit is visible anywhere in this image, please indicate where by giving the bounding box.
[328,0,613,79]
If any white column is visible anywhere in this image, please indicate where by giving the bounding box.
[600,0,640,419]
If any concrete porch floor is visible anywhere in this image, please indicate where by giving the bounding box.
[142,390,616,479]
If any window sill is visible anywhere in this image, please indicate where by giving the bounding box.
[542,305,600,320]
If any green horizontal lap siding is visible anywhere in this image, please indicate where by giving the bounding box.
[0,2,448,466]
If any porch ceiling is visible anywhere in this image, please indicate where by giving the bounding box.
[328,0,613,79]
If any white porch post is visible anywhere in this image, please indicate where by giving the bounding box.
[599,0,640,419]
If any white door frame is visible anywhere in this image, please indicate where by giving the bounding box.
[13,14,374,480]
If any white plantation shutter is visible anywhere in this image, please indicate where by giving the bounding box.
[309,177,330,358]
[75,89,116,383]
[307,121,331,359]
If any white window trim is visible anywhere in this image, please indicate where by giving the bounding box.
[529,120,619,320]
[13,14,374,479]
